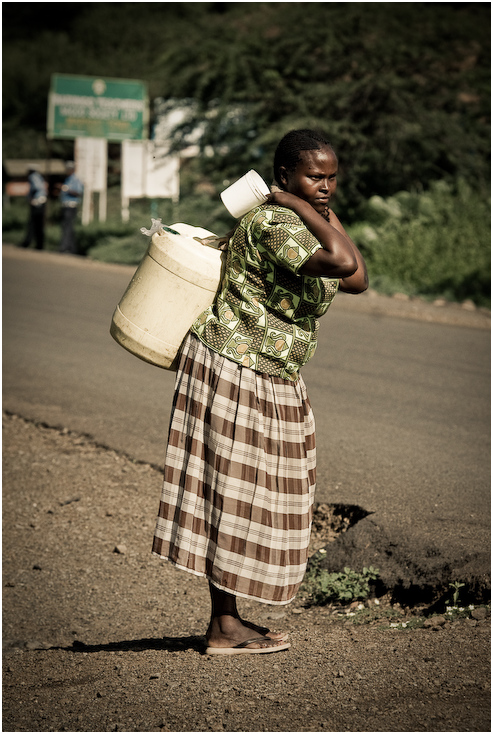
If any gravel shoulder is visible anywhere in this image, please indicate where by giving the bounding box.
[3,412,490,733]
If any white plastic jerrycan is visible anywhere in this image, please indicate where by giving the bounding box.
[110,223,224,370]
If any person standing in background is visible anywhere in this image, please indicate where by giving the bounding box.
[59,161,84,254]
[20,164,47,250]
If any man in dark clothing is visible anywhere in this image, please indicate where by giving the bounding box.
[59,161,84,254]
[21,165,47,250]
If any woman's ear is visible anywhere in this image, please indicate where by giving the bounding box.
[278,166,289,189]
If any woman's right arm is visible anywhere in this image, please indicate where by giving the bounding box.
[267,191,358,279]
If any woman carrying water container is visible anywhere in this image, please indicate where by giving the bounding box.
[152,129,368,654]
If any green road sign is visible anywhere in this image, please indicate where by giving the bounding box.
[47,74,149,141]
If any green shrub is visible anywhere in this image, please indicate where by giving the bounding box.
[348,180,491,307]
[88,234,147,265]
[301,553,380,606]
[4,178,489,307]
[73,222,137,258]
[2,203,26,232]
[82,193,235,264]
[2,199,64,250]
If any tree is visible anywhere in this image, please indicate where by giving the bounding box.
[3,2,490,215]
[152,3,490,213]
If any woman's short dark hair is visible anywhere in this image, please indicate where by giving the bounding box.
[274,129,334,186]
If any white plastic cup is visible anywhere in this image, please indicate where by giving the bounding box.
[220,170,270,218]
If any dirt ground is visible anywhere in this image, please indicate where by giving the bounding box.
[2,411,490,733]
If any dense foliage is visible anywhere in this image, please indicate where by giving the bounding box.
[2,3,490,305]
[3,3,490,209]
[348,179,491,306]
[4,175,489,306]
[154,3,491,214]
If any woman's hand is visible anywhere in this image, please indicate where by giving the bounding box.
[328,210,368,294]
[266,192,368,291]
[267,190,331,231]
[266,190,302,211]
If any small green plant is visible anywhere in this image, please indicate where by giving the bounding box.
[447,580,466,607]
[301,554,379,606]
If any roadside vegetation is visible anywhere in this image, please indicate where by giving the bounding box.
[348,179,490,307]
[301,555,380,606]
[3,2,490,307]
[299,551,491,630]
[4,175,489,307]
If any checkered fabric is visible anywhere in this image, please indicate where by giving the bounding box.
[152,332,317,605]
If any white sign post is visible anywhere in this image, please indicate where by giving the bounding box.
[75,137,108,224]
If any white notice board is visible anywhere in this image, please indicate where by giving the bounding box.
[75,137,108,192]
[121,140,180,201]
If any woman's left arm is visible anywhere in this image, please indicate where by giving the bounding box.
[328,209,369,294]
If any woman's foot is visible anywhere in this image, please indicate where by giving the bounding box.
[206,614,288,651]
[239,617,288,641]
[205,635,290,655]
[206,583,290,651]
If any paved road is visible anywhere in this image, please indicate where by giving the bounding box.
[3,245,490,587]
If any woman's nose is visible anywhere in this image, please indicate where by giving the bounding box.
[320,178,336,193]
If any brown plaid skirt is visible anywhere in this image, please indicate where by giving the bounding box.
[152,332,316,604]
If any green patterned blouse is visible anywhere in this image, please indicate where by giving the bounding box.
[191,203,339,381]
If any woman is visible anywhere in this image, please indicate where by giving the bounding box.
[152,129,368,655]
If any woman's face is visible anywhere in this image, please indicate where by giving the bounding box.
[280,146,338,215]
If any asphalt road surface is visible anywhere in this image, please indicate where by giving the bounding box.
[3,245,490,588]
